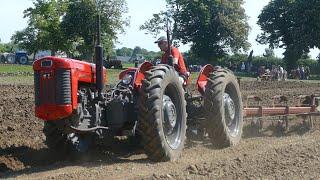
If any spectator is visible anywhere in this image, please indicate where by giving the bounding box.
[305,66,310,80]
[296,67,301,79]
[258,66,265,78]
[241,62,246,72]
[299,65,305,80]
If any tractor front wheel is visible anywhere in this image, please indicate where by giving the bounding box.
[18,56,28,65]
[6,54,15,64]
[204,68,243,147]
[43,120,92,154]
[138,65,187,162]
[43,121,69,152]
[0,55,5,63]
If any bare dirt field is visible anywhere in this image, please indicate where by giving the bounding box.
[1,79,320,179]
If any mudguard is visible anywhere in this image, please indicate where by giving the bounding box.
[119,61,153,89]
[196,64,214,95]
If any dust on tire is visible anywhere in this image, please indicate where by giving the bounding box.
[204,68,243,147]
[138,65,187,162]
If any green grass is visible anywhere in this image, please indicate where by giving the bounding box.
[106,68,123,85]
[0,76,34,85]
[0,64,33,73]
[1,63,320,85]
[122,62,135,68]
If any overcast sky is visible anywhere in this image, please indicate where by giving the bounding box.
[0,0,318,58]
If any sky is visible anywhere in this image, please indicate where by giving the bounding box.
[0,0,319,58]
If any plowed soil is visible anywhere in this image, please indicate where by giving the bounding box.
[1,79,320,179]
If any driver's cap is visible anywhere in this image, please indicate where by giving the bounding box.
[154,36,167,43]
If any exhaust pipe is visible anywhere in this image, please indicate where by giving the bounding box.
[95,13,104,98]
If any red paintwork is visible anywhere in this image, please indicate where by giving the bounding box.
[33,56,107,121]
[119,68,137,80]
[119,62,153,89]
[196,64,214,95]
[35,105,73,121]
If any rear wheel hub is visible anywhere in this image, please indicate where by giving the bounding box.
[224,93,237,134]
[163,95,177,133]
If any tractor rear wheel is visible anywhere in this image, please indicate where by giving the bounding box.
[138,65,187,161]
[204,68,243,147]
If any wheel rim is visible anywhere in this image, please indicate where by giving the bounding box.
[20,57,27,64]
[162,88,181,150]
[223,89,240,137]
[163,95,177,130]
[7,56,15,64]
[67,133,91,153]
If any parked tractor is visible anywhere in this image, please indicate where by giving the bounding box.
[0,51,29,64]
[33,14,243,162]
[103,59,123,69]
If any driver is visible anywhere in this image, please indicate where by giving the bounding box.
[155,36,189,83]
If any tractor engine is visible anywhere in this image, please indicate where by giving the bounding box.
[33,56,107,127]
[104,77,137,133]
[33,56,139,135]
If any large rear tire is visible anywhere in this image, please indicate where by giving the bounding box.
[138,65,187,161]
[204,68,243,147]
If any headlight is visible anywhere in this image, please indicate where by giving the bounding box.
[121,74,133,85]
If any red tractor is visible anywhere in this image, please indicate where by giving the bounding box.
[33,15,243,162]
[33,56,243,161]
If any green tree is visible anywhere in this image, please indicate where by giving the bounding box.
[139,48,161,61]
[23,0,69,56]
[0,43,5,53]
[143,51,162,61]
[116,47,133,56]
[12,0,128,60]
[0,42,17,53]
[140,0,250,62]
[263,48,275,58]
[130,46,142,60]
[61,0,129,60]
[257,0,320,70]
[11,26,39,60]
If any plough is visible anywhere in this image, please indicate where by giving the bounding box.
[243,94,320,130]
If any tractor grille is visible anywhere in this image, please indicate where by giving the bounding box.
[55,69,71,104]
[34,72,40,106]
[34,69,71,106]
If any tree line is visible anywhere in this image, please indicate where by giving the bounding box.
[6,0,320,71]
[114,46,162,61]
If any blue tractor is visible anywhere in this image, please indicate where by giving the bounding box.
[0,51,29,65]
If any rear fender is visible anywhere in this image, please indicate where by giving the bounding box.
[118,62,153,89]
[134,62,153,88]
[119,68,137,80]
[196,64,214,96]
